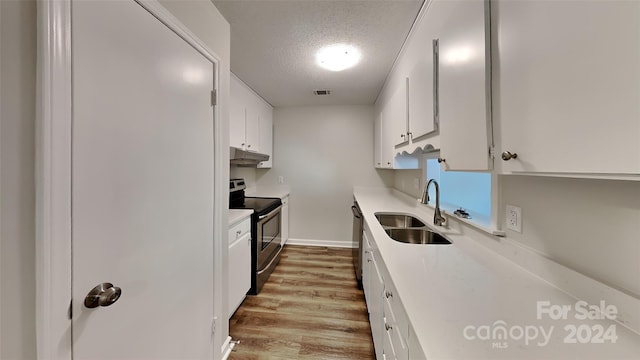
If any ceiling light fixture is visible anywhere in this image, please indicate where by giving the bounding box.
[316,43,361,72]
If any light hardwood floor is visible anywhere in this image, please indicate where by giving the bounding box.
[229,245,375,360]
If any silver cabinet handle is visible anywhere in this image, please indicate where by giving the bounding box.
[385,323,393,331]
[501,151,518,161]
[385,290,393,299]
[85,282,122,308]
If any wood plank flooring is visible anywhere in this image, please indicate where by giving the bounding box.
[229,245,375,360]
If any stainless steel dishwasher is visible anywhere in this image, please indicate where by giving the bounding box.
[351,200,363,289]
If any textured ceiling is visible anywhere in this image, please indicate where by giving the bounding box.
[212,0,424,107]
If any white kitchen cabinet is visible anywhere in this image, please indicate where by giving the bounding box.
[280,195,289,245]
[374,111,383,168]
[363,226,412,360]
[383,279,409,360]
[230,76,247,149]
[244,101,260,152]
[374,111,396,169]
[407,50,437,141]
[257,100,273,168]
[496,0,640,175]
[228,216,251,318]
[363,230,384,360]
[385,79,410,147]
[230,73,274,160]
[437,0,493,171]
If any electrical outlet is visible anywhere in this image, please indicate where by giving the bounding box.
[277,176,284,184]
[506,205,522,233]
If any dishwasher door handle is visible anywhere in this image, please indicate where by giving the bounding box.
[351,205,361,219]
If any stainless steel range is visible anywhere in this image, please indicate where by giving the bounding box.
[229,178,282,294]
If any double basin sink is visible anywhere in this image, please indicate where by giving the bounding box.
[375,213,451,245]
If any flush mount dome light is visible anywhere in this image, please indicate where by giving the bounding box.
[316,44,361,72]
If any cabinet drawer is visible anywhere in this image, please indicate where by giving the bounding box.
[383,281,409,339]
[384,299,408,360]
[228,218,251,244]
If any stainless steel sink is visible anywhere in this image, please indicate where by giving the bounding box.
[384,228,452,245]
[375,213,426,228]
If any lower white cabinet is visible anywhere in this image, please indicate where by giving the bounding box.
[228,216,251,318]
[363,223,424,360]
[363,230,385,360]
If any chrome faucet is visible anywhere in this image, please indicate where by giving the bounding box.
[421,179,446,226]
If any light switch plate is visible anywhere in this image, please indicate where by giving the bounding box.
[506,205,522,233]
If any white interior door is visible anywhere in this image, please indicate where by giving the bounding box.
[71,1,215,358]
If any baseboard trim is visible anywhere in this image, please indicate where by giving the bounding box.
[286,238,354,249]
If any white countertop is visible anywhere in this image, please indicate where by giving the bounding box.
[228,209,253,227]
[245,185,290,199]
[353,187,640,359]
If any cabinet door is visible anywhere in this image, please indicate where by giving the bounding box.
[408,49,437,140]
[245,101,260,152]
[257,102,273,168]
[380,103,396,168]
[363,232,385,360]
[230,76,246,149]
[497,0,640,174]
[370,251,385,360]
[228,233,251,318]
[374,111,383,168]
[438,0,492,171]
[390,79,410,147]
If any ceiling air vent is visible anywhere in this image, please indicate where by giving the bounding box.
[313,90,331,96]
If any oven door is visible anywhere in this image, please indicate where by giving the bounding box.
[256,204,282,270]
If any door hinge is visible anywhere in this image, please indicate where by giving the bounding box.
[489,146,496,159]
[68,299,73,320]
[211,89,217,106]
[211,317,216,334]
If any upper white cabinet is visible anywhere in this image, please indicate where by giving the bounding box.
[437,0,493,171]
[496,0,640,175]
[386,80,410,147]
[373,111,386,168]
[244,101,260,152]
[373,0,492,172]
[407,50,437,141]
[229,76,247,149]
[257,100,273,168]
[230,73,273,167]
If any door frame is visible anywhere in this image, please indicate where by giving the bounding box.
[36,1,225,358]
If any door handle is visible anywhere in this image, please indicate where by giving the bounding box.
[351,205,361,218]
[84,282,122,308]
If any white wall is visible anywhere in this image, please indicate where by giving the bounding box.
[501,176,640,297]
[0,0,37,358]
[255,105,394,245]
[0,1,230,358]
